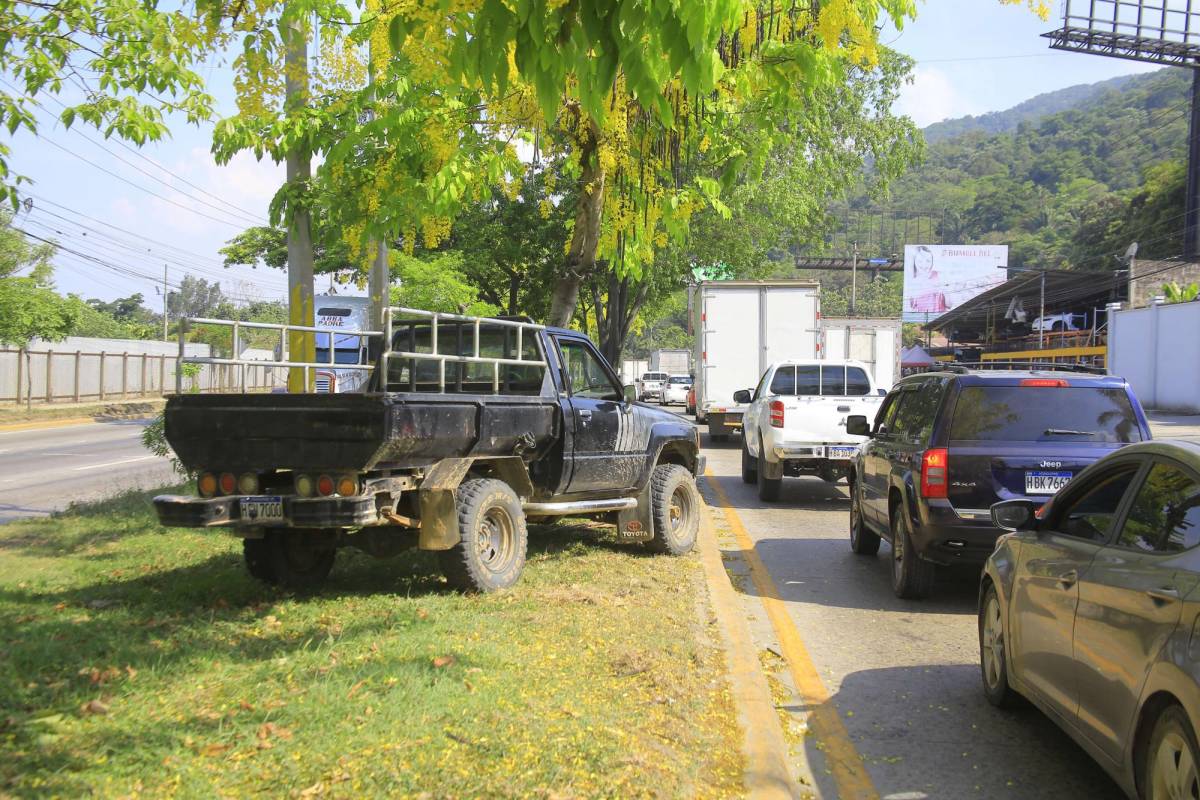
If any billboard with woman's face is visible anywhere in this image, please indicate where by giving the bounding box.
[902,245,1008,322]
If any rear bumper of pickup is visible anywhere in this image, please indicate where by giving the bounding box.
[154,494,377,530]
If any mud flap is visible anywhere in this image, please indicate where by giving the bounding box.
[760,454,785,480]
[418,489,460,550]
[616,481,654,543]
[417,458,473,550]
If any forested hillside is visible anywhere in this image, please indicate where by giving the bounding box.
[828,67,1192,271]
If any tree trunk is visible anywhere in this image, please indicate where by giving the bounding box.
[547,117,605,328]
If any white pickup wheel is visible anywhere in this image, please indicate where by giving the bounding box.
[440,478,528,592]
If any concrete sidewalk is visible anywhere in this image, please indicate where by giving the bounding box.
[1147,410,1200,440]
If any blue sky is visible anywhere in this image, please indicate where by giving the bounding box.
[6,0,1174,304]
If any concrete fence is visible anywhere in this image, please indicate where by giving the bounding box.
[1108,300,1200,413]
[1,336,290,405]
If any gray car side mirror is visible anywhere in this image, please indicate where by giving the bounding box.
[845,415,871,437]
[991,499,1041,532]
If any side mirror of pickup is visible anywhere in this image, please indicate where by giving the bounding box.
[732,389,752,404]
[623,384,638,402]
[846,415,872,437]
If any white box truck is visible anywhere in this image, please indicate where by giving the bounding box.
[619,358,649,386]
[650,349,690,376]
[819,317,900,392]
[689,280,820,441]
[313,294,372,393]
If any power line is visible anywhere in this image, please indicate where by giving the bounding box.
[0,76,270,226]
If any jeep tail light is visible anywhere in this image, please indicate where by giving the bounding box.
[920,448,948,499]
[1020,378,1068,388]
[219,472,236,495]
[769,400,785,428]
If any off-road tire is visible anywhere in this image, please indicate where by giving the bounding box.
[647,464,700,555]
[741,436,757,484]
[849,484,880,555]
[262,529,336,591]
[243,536,278,584]
[439,478,527,592]
[890,503,935,599]
[979,583,1017,708]
[756,436,782,502]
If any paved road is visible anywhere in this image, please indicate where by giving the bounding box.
[693,428,1127,800]
[0,420,175,522]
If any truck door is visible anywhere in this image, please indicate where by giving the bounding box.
[555,336,644,493]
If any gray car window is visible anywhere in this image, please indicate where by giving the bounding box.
[1051,467,1139,543]
[1116,463,1200,553]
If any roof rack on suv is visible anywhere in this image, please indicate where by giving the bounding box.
[940,360,1107,375]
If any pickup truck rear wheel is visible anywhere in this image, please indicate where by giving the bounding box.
[261,530,336,591]
[756,436,782,502]
[647,464,700,556]
[243,537,277,584]
[439,478,527,592]
[740,436,757,484]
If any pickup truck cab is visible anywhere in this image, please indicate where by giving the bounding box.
[637,371,669,401]
[735,360,883,501]
[154,309,704,593]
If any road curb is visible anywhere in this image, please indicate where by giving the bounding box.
[697,500,805,799]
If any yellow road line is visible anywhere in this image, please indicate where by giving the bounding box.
[705,468,880,800]
[696,507,800,799]
[0,416,100,433]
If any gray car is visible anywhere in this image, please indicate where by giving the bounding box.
[981,440,1200,800]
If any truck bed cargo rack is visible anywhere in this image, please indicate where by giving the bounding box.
[176,306,548,395]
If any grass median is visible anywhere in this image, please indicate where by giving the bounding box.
[0,488,743,798]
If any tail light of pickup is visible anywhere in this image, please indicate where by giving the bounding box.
[920,448,948,499]
[769,400,785,428]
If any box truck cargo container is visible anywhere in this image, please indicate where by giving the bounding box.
[650,349,690,376]
[819,317,900,392]
[689,281,820,441]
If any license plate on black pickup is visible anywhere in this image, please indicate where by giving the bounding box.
[239,496,284,523]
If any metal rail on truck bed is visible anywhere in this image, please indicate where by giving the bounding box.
[176,307,547,394]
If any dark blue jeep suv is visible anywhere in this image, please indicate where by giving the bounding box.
[846,368,1150,599]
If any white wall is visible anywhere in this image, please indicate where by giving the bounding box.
[1109,302,1200,413]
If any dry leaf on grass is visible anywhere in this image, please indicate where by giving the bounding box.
[432,655,455,669]
[80,699,109,716]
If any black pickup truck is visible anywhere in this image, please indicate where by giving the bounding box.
[154,312,704,592]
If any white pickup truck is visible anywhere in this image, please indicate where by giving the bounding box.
[735,360,884,501]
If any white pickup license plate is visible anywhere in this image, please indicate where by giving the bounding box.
[1025,471,1072,495]
[239,496,284,523]
[828,446,858,460]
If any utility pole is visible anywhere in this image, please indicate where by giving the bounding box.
[1039,269,1046,351]
[162,264,168,341]
[284,10,315,392]
[850,241,858,317]
[1186,70,1200,260]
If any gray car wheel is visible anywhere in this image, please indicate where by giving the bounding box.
[979,583,1017,708]
[1145,705,1200,800]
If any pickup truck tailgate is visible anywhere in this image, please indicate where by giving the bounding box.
[165,393,558,473]
[777,396,882,442]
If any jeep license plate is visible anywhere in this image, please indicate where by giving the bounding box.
[828,446,857,460]
[1025,471,1072,495]
[239,496,284,523]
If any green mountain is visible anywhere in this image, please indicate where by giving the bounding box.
[922,72,1145,144]
[830,67,1192,271]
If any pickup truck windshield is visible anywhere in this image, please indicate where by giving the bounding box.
[770,365,871,397]
[385,323,548,395]
[668,376,691,385]
[950,386,1143,443]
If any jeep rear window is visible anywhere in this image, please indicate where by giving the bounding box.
[950,386,1143,443]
